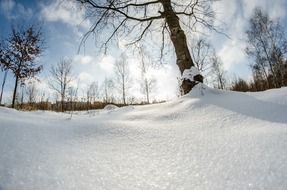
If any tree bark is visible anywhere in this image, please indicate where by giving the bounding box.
[145,79,150,104]
[122,76,126,105]
[12,75,19,108]
[0,70,8,105]
[61,94,64,112]
[160,0,203,94]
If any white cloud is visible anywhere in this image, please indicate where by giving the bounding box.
[218,40,246,70]
[241,0,286,20]
[0,0,34,20]
[41,0,90,29]
[98,55,115,75]
[74,54,94,65]
[78,72,93,81]
[78,72,94,86]
[69,54,115,93]
[16,3,33,18]
[0,0,15,19]
[152,64,179,100]
[217,12,247,71]
[212,0,238,28]
[268,0,286,19]
[1,0,14,10]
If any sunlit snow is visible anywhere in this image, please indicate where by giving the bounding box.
[0,85,287,190]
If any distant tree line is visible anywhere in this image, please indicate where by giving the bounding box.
[5,50,161,112]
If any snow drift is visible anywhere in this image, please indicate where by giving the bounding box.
[0,85,287,190]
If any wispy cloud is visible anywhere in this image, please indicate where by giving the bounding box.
[1,0,15,19]
[0,0,33,20]
[41,0,90,29]
[16,3,33,19]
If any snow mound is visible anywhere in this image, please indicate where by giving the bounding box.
[103,104,119,110]
[0,86,287,190]
[248,87,287,106]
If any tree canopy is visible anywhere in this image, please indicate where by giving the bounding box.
[0,25,44,108]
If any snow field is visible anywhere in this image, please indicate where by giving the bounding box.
[0,85,287,190]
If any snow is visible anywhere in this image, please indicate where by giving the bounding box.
[103,104,119,110]
[247,87,287,106]
[0,85,287,190]
[182,66,201,81]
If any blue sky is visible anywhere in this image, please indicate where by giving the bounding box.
[0,0,286,103]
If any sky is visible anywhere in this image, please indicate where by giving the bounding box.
[0,0,286,104]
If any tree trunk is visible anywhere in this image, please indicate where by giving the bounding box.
[122,78,126,105]
[105,89,108,103]
[61,94,64,112]
[145,79,150,104]
[160,0,203,94]
[12,75,19,108]
[20,85,24,109]
[0,70,8,105]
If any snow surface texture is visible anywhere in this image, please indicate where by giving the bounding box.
[0,85,287,190]
[182,66,200,81]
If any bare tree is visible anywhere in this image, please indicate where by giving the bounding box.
[137,45,155,104]
[76,0,217,94]
[68,84,79,118]
[102,77,114,103]
[20,82,25,109]
[26,80,37,104]
[0,69,8,105]
[86,81,98,110]
[190,38,214,75]
[0,25,44,108]
[245,7,287,88]
[87,81,99,104]
[231,77,250,92]
[211,53,226,90]
[86,86,91,109]
[0,41,8,105]
[114,53,130,105]
[49,58,74,112]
